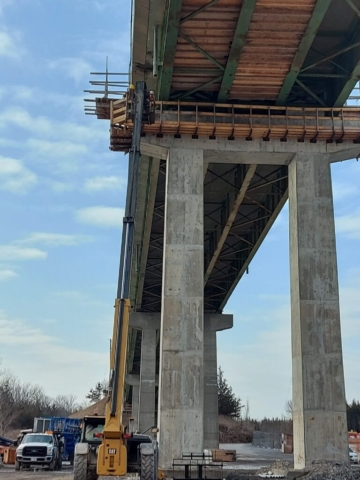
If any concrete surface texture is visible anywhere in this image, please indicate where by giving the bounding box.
[139,326,157,433]
[289,152,348,469]
[158,148,205,469]
[204,315,233,449]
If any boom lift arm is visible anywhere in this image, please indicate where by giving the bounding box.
[97,81,147,477]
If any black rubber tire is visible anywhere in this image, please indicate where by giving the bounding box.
[141,452,156,480]
[15,460,20,471]
[49,458,56,471]
[73,454,88,480]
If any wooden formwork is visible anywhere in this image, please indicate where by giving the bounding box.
[108,99,360,152]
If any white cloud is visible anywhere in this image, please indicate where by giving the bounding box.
[84,175,126,192]
[0,156,37,193]
[76,206,124,228]
[0,107,107,144]
[45,179,75,193]
[18,232,92,247]
[0,245,47,261]
[27,139,88,171]
[335,209,360,239]
[0,309,109,400]
[0,29,24,59]
[0,269,18,281]
[48,57,93,83]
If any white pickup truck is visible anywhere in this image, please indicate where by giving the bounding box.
[15,432,63,471]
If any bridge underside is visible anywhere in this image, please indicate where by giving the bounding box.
[137,161,288,313]
[133,0,360,107]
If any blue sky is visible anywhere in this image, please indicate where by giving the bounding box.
[0,0,359,419]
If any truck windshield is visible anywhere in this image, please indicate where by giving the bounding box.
[22,435,52,444]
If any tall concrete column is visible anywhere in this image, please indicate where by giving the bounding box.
[132,384,139,431]
[289,152,348,469]
[158,148,204,470]
[204,314,233,449]
[130,313,159,434]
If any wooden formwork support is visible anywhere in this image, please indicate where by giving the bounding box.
[105,99,360,152]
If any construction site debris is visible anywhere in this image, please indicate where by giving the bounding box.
[212,449,237,462]
[301,462,360,480]
[256,460,293,477]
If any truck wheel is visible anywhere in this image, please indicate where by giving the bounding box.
[141,452,156,480]
[15,460,21,471]
[49,458,56,471]
[73,454,88,480]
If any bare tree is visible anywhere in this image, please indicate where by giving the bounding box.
[285,399,293,419]
[244,398,251,421]
[53,395,78,415]
[0,370,24,435]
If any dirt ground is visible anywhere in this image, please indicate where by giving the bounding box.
[0,465,73,479]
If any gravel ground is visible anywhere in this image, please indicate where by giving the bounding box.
[0,464,73,479]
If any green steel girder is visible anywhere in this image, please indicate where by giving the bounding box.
[217,0,257,102]
[180,0,221,24]
[157,0,183,100]
[276,0,332,105]
[179,31,225,71]
[295,79,326,106]
[345,0,360,17]
[333,18,360,106]
[334,60,360,106]
[176,75,223,99]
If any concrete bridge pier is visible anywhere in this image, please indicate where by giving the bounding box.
[130,313,159,433]
[289,152,348,469]
[158,147,204,470]
[204,314,233,449]
[131,311,232,449]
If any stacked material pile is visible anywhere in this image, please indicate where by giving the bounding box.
[302,462,360,480]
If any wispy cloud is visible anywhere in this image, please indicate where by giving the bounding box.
[0,269,18,281]
[76,206,124,228]
[0,156,37,193]
[45,179,74,193]
[84,176,126,192]
[48,57,93,84]
[0,245,47,261]
[0,29,25,59]
[0,309,109,399]
[332,181,359,202]
[17,232,93,247]
[335,209,360,239]
[0,106,107,143]
[27,138,88,163]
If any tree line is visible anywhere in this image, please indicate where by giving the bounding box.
[1,364,360,438]
[0,368,86,436]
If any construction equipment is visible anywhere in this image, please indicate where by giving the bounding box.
[0,435,16,464]
[74,81,157,480]
[33,417,81,464]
